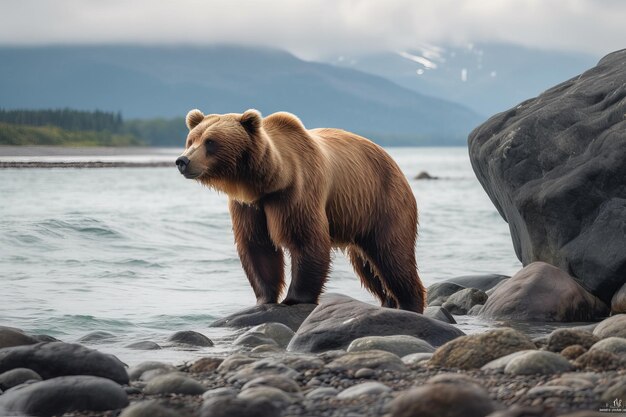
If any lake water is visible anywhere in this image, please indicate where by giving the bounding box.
[0,147,525,364]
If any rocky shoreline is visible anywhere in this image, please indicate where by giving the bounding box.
[1,289,625,417]
[0,161,173,169]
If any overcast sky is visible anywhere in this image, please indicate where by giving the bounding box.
[0,0,624,59]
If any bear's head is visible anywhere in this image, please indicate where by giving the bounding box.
[176,109,262,184]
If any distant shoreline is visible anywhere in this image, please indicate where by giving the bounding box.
[0,161,174,169]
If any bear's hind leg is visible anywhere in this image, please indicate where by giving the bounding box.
[229,200,285,304]
[347,246,398,308]
[359,239,425,313]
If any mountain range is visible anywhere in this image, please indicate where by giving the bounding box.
[0,45,483,145]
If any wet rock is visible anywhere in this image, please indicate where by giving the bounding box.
[423,306,456,324]
[426,282,465,306]
[593,314,626,338]
[143,373,206,395]
[326,350,406,372]
[481,350,536,371]
[546,328,599,352]
[202,387,238,400]
[414,171,438,180]
[128,361,176,381]
[600,376,626,403]
[241,375,301,393]
[238,386,295,407]
[389,382,495,417]
[119,400,178,417]
[611,283,626,313]
[210,303,316,331]
[139,368,174,382]
[354,367,375,378]
[278,354,324,371]
[168,330,213,347]
[480,262,608,321]
[337,382,391,399]
[430,328,536,370]
[31,334,60,343]
[251,344,283,354]
[467,304,484,316]
[427,373,482,386]
[246,322,295,348]
[560,345,587,360]
[233,333,277,348]
[306,387,339,399]
[347,335,434,357]
[0,375,128,416]
[0,342,128,384]
[402,352,433,366]
[0,368,42,390]
[190,357,223,373]
[589,336,626,356]
[78,331,116,343]
[574,349,625,371]
[468,49,626,304]
[443,288,488,315]
[201,395,280,417]
[0,327,38,349]
[227,358,299,384]
[288,294,464,353]
[216,354,255,374]
[125,341,162,350]
[446,274,510,292]
[504,350,574,375]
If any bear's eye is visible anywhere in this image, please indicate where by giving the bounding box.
[205,139,217,154]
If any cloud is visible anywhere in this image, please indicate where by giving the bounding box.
[0,0,623,58]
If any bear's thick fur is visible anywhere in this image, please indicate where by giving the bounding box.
[177,109,425,312]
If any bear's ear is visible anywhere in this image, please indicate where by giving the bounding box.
[240,109,262,134]
[186,109,205,130]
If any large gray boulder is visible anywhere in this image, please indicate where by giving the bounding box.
[0,376,128,416]
[480,262,608,321]
[210,303,316,331]
[287,294,464,353]
[468,49,626,304]
[0,342,129,384]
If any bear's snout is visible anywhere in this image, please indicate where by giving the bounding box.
[176,156,190,175]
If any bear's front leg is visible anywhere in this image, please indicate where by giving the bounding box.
[282,237,331,305]
[229,200,285,304]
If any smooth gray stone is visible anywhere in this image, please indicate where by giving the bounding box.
[245,323,295,348]
[545,328,599,352]
[504,351,574,375]
[481,350,535,371]
[125,341,162,350]
[168,330,214,347]
[119,400,179,417]
[306,387,339,399]
[78,331,116,343]
[347,335,435,357]
[468,49,626,304]
[590,337,626,355]
[611,283,626,313]
[423,306,456,324]
[287,294,464,353]
[238,386,295,407]
[201,396,280,417]
[0,375,128,416]
[337,382,390,399]
[0,342,129,384]
[442,288,488,315]
[480,262,608,321]
[143,373,206,395]
[210,303,317,332]
[233,333,277,348]
[241,374,300,393]
[0,368,42,391]
[326,350,406,372]
[426,282,465,306]
[445,274,510,292]
[593,314,626,338]
[401,352,433,366]
[202,387,239,400]
[389,382,495,417]
[128,361,176,381]
[0,327,38,349]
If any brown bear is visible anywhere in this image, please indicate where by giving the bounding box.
[176,109,425,313]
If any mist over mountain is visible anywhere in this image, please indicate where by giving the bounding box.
[327,43,598,116]
[0,45,483,145]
